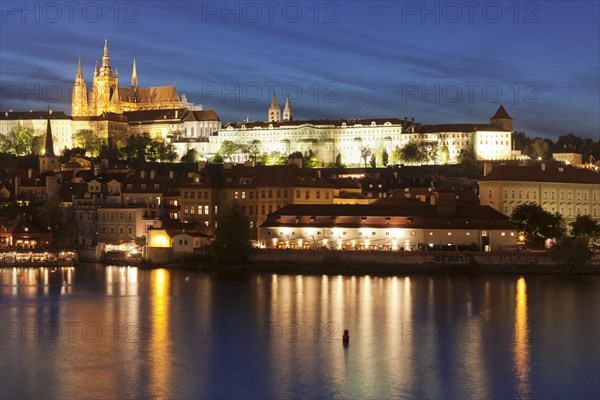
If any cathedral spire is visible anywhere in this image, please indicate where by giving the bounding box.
[268,92,281,122]
[283,96,293,121]
[94,60,99,77]
[76,57,84,81]
[100,38,112,76]
[132,57,138,90]
[44,114,55,157]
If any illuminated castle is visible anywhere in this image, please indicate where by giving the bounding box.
[71,39,187,117]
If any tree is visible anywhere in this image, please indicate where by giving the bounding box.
[570,215,600,242]
[180,148,200,163]
[266,151,287,166]
[530,137,550,160]
[391,146,402,164]
[245,140,261,163]
[73,129,103,157]
[210,153,224,164]
[439,145,449,164]
[303,149,318,168]
[381,148,389,167]
[369,153,377,168]
[510,204,566,248]
[335,153,344,168]
[550,236,593,272]
[156,141,177,162]
[31,135,45,155]
[60,147,86,163]
[0,125,34,155]
[360,146,371,167]
[210,206,251,263]
[512,131,531,155]
[399,142,425,164]
[219,140,238,161]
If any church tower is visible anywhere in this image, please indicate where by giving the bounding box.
[490,104,513,132]
[92,39,119,115]
[39,114,60,172]
[283,96,293,121]
[268,92,281,122]
[131,58,138,90]
[71,58,88,117]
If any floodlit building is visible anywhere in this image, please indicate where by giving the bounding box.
[260,197,517,251]
[479,164,600,223]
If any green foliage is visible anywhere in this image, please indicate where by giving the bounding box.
[530,137,550,160]
[60,147,86,163]
[0,125,34,155]
[399,142,426,164]
[391,146,402,164]
[369,153,376,168]
[381,149,389,167]
[210,153,224,164]
[360,146,371,167]
[335,152,344,168]
[74,129,104,157]
[510,203,566,248]
[550,236,593,272]
[122,135,175,163]
[439,145,449,164]
[180,148,200,163]
[31,135,45,155]
[210,206,251,263]
[243,140,261,163]
[570,215,600,242]
[303,149,318,168]
[265,151,287,166]
[219,140,239,161]
[123,135,153,163]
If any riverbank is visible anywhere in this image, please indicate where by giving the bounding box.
[132,255,600,275]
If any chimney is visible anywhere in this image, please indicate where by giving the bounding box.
[140,170,145,178]
[224,162,232,169]
[197,160,206,171]
[150,170,156,179]
[541,163,546,171]
[27,168,33,179]
[169,170,174,179]
[14,176,20,195]
[93,164,100,176]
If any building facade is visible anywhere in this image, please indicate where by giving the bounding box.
[479,164,600,223]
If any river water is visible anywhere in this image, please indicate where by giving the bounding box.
[1,265,598,399]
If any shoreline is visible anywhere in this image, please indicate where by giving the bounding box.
[136,260,600,275]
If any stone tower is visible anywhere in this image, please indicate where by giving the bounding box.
[490,104,513,132]
[283,96,293,121]
[71,58,88,117]
[268,92,281,122]
[92,39,119,115]
[39,114,60,172]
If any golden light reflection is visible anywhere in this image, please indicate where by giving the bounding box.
[150,268,171,396]
[514,276,531,399]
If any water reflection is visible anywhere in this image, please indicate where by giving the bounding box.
[514,276,531,399]
[1,268,598,399]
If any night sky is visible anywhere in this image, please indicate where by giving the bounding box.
[1,1,598,140]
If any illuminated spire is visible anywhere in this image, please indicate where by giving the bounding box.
[45,116,55,157]
[132,58,138,89]
[100,38,112,76]
[76,57,83,80]
[283,96,293,121]
[94,59,99,76]
[268,92,281,122]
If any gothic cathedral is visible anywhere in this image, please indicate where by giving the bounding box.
[71,39,186,117]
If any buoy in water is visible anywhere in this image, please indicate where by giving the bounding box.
[342,329,350,346]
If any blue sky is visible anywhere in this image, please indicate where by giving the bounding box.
[1,1,598,140]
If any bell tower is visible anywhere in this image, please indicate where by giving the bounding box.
[92,39,119,115]
[283,96,293,121]
[490,104,513,132]
[268,92,281,122]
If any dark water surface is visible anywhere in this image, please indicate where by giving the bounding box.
[1,265,599,399]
